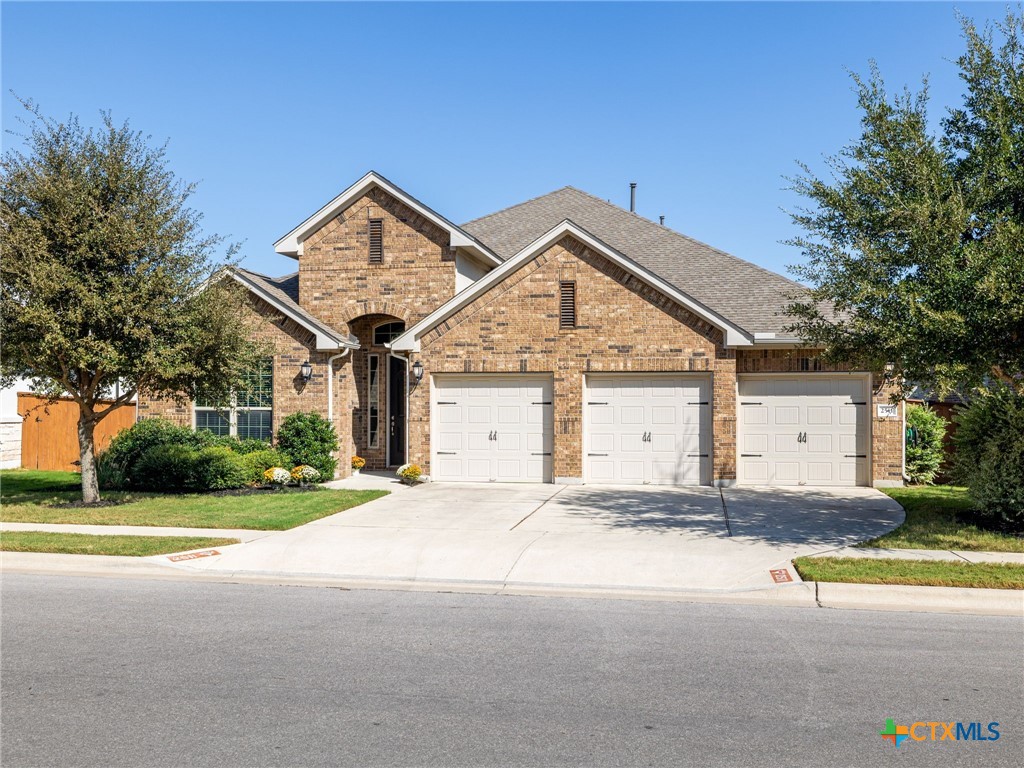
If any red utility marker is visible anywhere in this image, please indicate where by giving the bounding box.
[167,550,221,562]
[769,568,794,584]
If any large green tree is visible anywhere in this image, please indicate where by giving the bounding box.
[1,102,262,502]
[786,10,1024,397]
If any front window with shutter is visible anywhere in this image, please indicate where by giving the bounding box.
[559,281,576,329]
[368,219,384,263]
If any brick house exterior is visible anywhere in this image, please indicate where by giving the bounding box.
[138,171,905,487]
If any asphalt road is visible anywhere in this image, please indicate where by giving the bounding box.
[1,575,1021,768]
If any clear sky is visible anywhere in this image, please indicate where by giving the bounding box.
[1,1,1006,280]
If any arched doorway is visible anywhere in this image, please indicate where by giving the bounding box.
[348,314,407,469]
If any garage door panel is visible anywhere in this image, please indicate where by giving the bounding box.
[585,376,710,486]
[433,377,552,482]
[738,376,868,487]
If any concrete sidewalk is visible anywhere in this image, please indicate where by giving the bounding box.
[0,521,274,542]
[812,546,1024,564]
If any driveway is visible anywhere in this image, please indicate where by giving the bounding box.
[164,483,903,594]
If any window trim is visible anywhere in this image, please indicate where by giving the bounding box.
[368,354,380,449]
[372,320,406,346]
[194,359,273,441]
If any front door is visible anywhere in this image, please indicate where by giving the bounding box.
[388,356,407,466]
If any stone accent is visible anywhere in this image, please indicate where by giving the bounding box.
[0,417,22,469]
[408,235,734,482]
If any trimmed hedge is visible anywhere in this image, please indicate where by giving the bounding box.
[276,412,339,480]
[905,404,947,485]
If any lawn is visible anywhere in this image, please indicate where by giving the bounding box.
[0,469,388,530]
[793,556,1024,590]
[862,485,1024,553]
[0,531,240,557]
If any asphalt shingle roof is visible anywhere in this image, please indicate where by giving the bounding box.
[234,268,356,347]
[462,186,806,335]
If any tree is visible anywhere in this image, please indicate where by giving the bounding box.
[786,10,1024,398]
[1,101,263,502]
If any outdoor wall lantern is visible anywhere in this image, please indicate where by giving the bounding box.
[300,361,313,382]
[411,360,424,384]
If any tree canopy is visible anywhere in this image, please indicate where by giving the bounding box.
[1,101,263,501]
[786,10,1024,397]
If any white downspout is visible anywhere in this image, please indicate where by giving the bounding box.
[326,349,350,425]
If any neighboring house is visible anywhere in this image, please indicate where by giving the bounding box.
[139,171,905,487]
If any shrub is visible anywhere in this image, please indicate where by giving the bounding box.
[276,412,339,480]
[953,386,1024,532]
[132,443,199,493]
[241,449,294,485]
[191,446,250,491]
[904,404,947,485]
[100,418,203,489]
[396,463,422,484]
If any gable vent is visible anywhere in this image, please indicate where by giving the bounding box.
[368,219,383,263]
[559,281,576,329]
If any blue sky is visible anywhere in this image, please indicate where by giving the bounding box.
[1,2,1006,279]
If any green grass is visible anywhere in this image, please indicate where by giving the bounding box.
[0,531,240,557]
[861,485,1024,553]
[793,556,1024,590]
[0,469,388,530]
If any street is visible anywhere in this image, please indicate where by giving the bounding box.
[1,574,1021,767]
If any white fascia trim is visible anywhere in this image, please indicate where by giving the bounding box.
[273,171,503,267]
[751,334,808,346]
[391,220,753,351]
[229,271,358,352]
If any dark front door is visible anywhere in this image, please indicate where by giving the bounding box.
[388,356,407,466]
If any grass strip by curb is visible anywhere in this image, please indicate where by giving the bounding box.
[0,531,240,557]
[793,556,1024,590]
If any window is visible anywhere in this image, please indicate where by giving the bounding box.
[195,358,273,441]
[367,354,380,449]
[559,281,576,329]
[368,219,383,263]
[373,321,406,346]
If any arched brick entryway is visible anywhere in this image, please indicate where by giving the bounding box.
[348,313,408,470]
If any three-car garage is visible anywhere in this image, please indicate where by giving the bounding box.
[429,373,873,487]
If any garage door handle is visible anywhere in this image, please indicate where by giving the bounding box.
[532,401,552,405]
[845,454,867,458]
[436,401,457,405]
[852,401,867,405]
[587,401,608,405]
[436,451,456,455]
[531,452,552,456]
[688,401,709,405]
[740,453,762,457]
[740,402,763,405]
[588,453,608,457]
[688,454,709,458]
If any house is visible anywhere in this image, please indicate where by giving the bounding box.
[138,171,905,487]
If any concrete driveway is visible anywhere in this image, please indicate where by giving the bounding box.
[164,483,903,594]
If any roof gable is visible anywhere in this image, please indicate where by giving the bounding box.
[274,171,501,267]
[390,220,752,351]
[462,186,805,336]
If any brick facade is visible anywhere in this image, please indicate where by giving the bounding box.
[138,184,906,488]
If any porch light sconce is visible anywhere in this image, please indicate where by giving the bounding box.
[411,360,424,384]
[300,361,313,382]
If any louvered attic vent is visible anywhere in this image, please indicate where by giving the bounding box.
[368,219,383,263]
[559,281,576,329]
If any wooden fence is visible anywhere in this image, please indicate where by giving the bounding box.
[18,394,137,471]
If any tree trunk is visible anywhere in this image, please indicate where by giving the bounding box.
[78,412,100,503]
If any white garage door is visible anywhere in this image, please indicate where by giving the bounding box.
[585,376,710,486]
[432,376,553,482]
[738,376,869,487]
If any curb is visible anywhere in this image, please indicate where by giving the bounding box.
[814,581,1024,617]
[3,553,1021,616]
